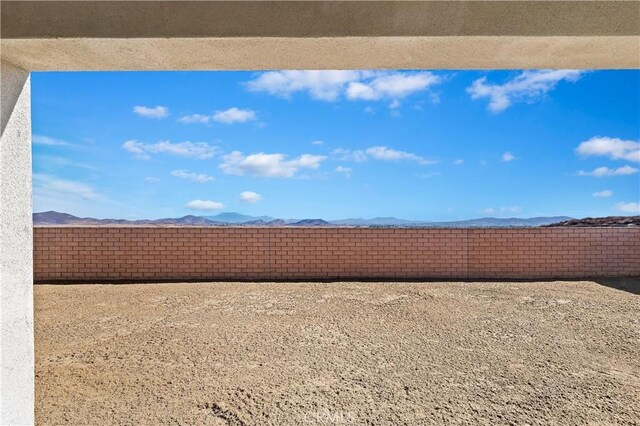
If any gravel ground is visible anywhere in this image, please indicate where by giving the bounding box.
[35,280,640,425]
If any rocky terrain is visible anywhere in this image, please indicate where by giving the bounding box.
[545,216,640,227]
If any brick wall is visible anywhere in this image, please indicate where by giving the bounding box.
[33,227,640,282]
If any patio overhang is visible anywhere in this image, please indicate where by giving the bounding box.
[1,1,639,424]
[2,1,639,70]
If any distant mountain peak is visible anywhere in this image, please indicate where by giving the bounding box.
[293,219,330,226]
[205,212,275,223]
[33,211,575,228]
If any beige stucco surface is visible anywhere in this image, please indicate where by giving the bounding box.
[3,1,638,39]
[2,1,639,71]
[3,36,640,71]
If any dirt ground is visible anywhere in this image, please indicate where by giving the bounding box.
[35,280,640,425]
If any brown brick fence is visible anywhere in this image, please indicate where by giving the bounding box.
[33,227,640,282]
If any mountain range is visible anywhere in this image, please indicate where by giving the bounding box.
[33,211,573,228]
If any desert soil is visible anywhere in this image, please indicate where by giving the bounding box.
[35,280,639,425]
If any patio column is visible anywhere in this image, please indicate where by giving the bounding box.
[1,60,34,425]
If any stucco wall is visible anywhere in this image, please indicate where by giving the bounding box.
[1,62,34,426]
[34,227,640,282]
[3,1,639,70]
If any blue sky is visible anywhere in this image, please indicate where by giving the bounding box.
[32,70,639,220]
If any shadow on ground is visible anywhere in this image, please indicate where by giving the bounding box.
[593,277,640,295]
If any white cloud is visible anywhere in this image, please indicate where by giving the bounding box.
[245,70,441,103]
[185,199,225,211]
[332,148,368,162]
[145,177,161,184]
[614,202,640,214]
[502,152,516,162]
[365,146,436,165]
[592,190,612,198]
[32,135,72,147]
[481,206,522,216]
[133,105,169,119]
[453,159,464,165]
[418,172,440,179]
[219,151,326,178]
[332,146,435,165]
[335,166,352,178]
[178,108,257,125]
[34,155,96,170]
[467,70,585,112]
[171,169,214,183]
[363,106,375,114]
[578,165,639,177]
[178,114,211,124]
[311,140,325,146]
[122,140,217,160]
[576,136,640,163]
[213,107,257,124]
[33,174,98,201]
[239,191,263,203]
[122,140,150,159]
[346,72,441,101]
[245,70,363,101]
